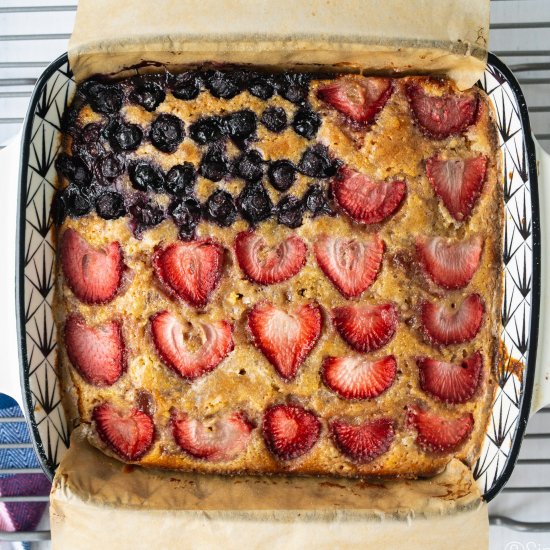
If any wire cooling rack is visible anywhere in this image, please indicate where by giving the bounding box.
[0,0,549,546]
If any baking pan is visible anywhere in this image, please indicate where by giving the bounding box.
[8,52,550,501]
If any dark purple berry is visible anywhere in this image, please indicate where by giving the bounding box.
[199,146,229,182]
[150,114,185,153]
[189,116,225,145]
[205,70,241,99]
[50,189,67,226]
[303,183,334,216]
[278,73,310,104]
[178,225,196,241]
[129,78,166,111]
[106,119,143,152]
[268,160,296,191]
[261,106,287,133]
[72,122,105,170]
[170,198,201,241]
[63,184,94,217]
[96,153,125,183]
[129,162,165,192]
[165,163,196,196]
[96,191,126,220]
[237,182,273,224]
[235,150,264,182]
[297,145,337,177]
[55,153,92,187]
[248,74,275,100]
[130,198,165,229]
[170,71,202,100]
[205,190,237,227]
[80,80,123,115]
[292,107,321,139]
[224,110,257,141]
[276,195,305,228]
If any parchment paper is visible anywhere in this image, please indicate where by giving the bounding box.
[68,0,489,90]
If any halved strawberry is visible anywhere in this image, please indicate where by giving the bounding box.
[330,418,394,462]
[322,355,397,399]
[317,75,393,124]
[407,405,474,452]
[417,235,483,289]
[417,352,483,404]
[262,403,321,460]
[92,402,154,461]
[150,310,234,380]
[421,294,484,346]
[406,82,479,139]
[426,155,488,221]
[153,239,224,308]
[333,167,406,224]
[234,231,306,285]
[60,228,123,304]
[314,234,384,298]
[171,410,254,462]
[65,314,124,386]
[248,302,322,381]
[332,304,398,352]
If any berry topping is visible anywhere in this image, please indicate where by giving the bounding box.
[407,405,474,452]
[248,302,322,381]
[297,145,338,178]
[262,404,320,460]
[106,119,143,152]
[171,410,253,461]
[80,80,123,115]
[150,310,234,380]
[189,116,225,145]
[235,149,264,182]
[314,234,384,298]
[224,109,257,141]
[406,82,479,139]
[129,161,165,192]
[129,78,166,111]
[248,74,275,100]
[169,198,202,240]
[205,70,242,99]
[205,190,238,227]
[333,167,406,224]
[417,235,483,289]
[153,239,224,308]
[303,184,334,217]
[74,123,105,170]
[170,71,202,100]
[323,356,397,400]
[292,106,321,139]
[65,314,124,386]
[426,155,488,221]
[60,228,123,304]
[93,403,154,461]
[96,191,126,220]
[421,294,485,346]
[268,160,297,191]
[150,113,185,153]
[96,153,125,183]
[261,106,288,133]
[332,304,398,353]
[276,195,305,228]
[55,153,91,187]
[330,418,394,462]
[235,231,307,285]
[165,163,196,196]
[61,184,95,217]
[237,181,274,223]
[417,352,483,404]
[199,145,230,182]
[317,75,393,124]
[129,197,166,236]
[278,73,311,104]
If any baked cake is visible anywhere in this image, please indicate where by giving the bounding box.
[52,69,502,477]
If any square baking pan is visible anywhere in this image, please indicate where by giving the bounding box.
[7,52,550,501]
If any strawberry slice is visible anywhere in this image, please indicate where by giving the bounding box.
[262,403,321,460]
[333,167,406,224]
[417,235,483,289]
[406,82,478,139]
[421,294,484,346]
[314,234,384,298]
[171,410,254,462]
[92,402,154,461]
[330,418,394,462]
[150,310,233,380]
[317,75,393,124]
[65,314,124,386]
[426,155,487,221]
[153,239,224,308]
[322,355,397,399]
[407,405,474,452]
[417,352,483,404]
[248,302,322,381]
[332,304,398,352]
[60,228,123,304]
[234,231,307,285]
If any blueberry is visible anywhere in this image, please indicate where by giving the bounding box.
[278,73,311,104]
[303,183,334,216]
[165,163,196,196]
[205,190,237,227]
[72,122,105,170]
[96,153,125,183]
[199,146,230,182]
[268,160,297,191]
[261,106,288,133]
[189,116,225,145]
[50,189,67,226]
[63,184,94,217]
[80,80,123,115]
[248,74,275,100]
[205,70,241,99]
[224,110,257,141]
[170,71,202,100]
[106,119,143,152]
[55,153,92,187]
[292,107,321,139]
[238,182,273,224]
[297,145,338,177]
[96,191,126,220]
[129,78,166,111]
[129,162,165,192]
[170,198,201,241]
[235,150,264,182]
[276,195,305,228]
[129,198,166,232]
[150,113,185,153]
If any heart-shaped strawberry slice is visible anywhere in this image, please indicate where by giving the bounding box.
[65,314,124,386]
[61,228,123,304]
[153,239,224,308]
